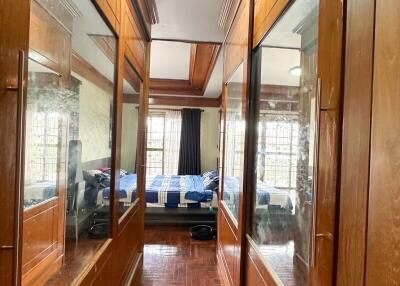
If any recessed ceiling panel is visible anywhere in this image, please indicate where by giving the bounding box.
[152,0,224,42]
[150,41,191,80]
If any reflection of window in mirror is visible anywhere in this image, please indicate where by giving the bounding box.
[223,62,245,221]
[250,0,320,285]
[23,0,117,284]
[119,59,141,218]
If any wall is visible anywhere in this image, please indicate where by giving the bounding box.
[75,72,113,163]
[200,107,220,172]
[151,105,220,173]
[121,103,138,172]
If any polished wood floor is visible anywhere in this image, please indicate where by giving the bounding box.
[142,226,221,286]
[45,237,105,286]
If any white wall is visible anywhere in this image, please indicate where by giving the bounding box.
[121,103,138,172]
[200,107,220,172]
[76,73,113,162]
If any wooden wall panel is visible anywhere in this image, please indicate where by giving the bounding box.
[310,0,343,284]
[366,0,400,284]
[219,0,251,285]
[124,0,146,79]
[217,207,238,286]
[95,0,121,34]
[252,0,290,48]
[113,204,142,284]
[223,0,249,83]
[0,0,30,284]
[336,0,375,284]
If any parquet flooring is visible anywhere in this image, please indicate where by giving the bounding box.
[142,226,222,286]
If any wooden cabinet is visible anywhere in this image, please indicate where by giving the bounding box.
[233,0,344,285]
[337,0,400,285]
[0,0,30,285]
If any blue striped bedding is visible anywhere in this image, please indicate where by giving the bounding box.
[87,174,214,208]
[146,175,213,207]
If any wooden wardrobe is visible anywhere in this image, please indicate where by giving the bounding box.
[217,0,344,285]
[337,0,400,285]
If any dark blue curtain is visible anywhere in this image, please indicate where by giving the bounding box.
[178,109,201,175]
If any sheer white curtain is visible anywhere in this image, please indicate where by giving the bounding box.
[163,110,181,175]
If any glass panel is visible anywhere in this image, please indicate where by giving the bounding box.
[250,0,319,285]
[23,0,116,283]
[223,63,245,221]
[119,59,140,218]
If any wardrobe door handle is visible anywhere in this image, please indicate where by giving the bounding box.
[0,245,14,250]
[310,77,321,268]
[14,50,25,286]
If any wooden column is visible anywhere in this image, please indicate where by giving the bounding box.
[0,1,30,285]
[336,0,375,284]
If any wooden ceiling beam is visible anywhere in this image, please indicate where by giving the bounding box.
[149,43,221,96]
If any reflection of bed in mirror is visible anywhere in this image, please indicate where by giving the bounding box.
[82,171,220,226]
[223,176,293,232]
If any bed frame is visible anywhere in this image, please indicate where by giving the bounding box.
[145,207,217,226]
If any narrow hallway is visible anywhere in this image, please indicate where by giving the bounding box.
[142,227,221,286]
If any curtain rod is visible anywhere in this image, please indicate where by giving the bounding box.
[135,107,205,112]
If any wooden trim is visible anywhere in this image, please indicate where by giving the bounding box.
[71,51,114,94]
[118,198,140,225]
[122,253,143,285]
[148,95,221,107]
[149,43,221,97]
[151,37,223,45]
[201,44,222,95]
[336,0,375,284]
[365,0,400,283]
[246,235,283,286]
[150,79,202,96]
[252,0,292,49]
[72,239,113,285]
[217,247,233,286]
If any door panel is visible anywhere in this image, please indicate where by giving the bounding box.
[245,0,343,285]
[366,0,400,284]
[0,0,30,284]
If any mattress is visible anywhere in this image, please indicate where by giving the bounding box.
[92,174,218,209]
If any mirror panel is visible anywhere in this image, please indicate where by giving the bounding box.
[222,63,245,221]
[23,0,117,283]
[119,59,140,218]
[250,0,319,284]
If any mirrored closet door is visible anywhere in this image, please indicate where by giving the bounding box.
[22,1,117,284]
[118,58,140,219]
[248,0,320,284]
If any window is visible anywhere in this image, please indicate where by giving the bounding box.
[32,112,61,183]
[257,114,299,190]
[146,111,182,176]
[146,113,165,175]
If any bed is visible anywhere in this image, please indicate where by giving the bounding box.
[83,170,293,226]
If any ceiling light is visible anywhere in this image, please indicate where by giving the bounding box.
[289,66,301,76]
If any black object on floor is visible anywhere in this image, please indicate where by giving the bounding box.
[189,225,216,240]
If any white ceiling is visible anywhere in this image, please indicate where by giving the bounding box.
[261,47,300,86]
[71,0,115,83]
[203,50,223,98]
[150,41,191,79]
[152,0,225,43]
[262,0,318,48]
